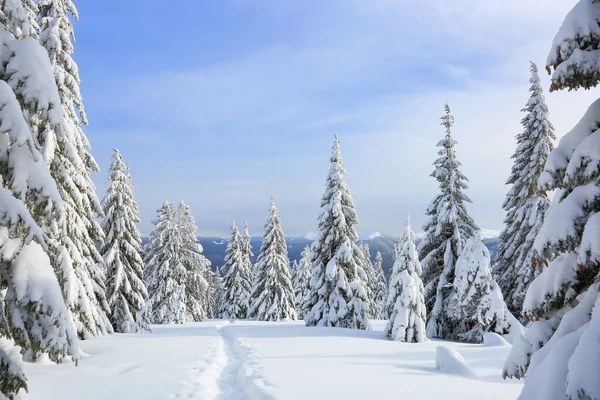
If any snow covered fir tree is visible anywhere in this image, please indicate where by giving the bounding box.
[504,2,600,399]
[101,149,149,333]
[385,213,426,343]
[292,246,312,319]
[304,134,371,330]
[447,231,512,343]
[5,0,600,397]
[220,222,253,319]
[143,202,187,324]
[38,0,113,338]
[418,103,479,340]
[241,222,254,282]
[373,250,388,319]
[493,62,555,318]
[178,202,211,322]
[0,0,108,397]
[359,242,378,319]
[249,198,297,321]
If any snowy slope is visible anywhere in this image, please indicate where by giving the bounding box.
[25,320,522,399]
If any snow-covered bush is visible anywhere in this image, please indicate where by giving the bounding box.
[447,231,512,343]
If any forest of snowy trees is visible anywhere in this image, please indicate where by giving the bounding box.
[0,0,598,399]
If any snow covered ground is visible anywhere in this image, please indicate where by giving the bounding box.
[26,320,523,399]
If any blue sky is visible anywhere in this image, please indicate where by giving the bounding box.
[75,0,597,237]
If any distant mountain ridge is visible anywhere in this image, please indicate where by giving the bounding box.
[142,231,501,278]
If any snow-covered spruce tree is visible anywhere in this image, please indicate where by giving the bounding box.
[37,0,112,338]
[101,149,149,333]
[241,222,254,281]
[178,202,211,322]
[373,250,388,319]
[249,198,297,321]
[446,231,511,343]
[385,213,426,342]
[0,6,79,394]
[418,103,478,339]
[504,3,600,398]
[304,134,371,330]
[292,246,312,319]
[219,222,252,319]
[211,267,224,318]
[143,202,187,324]
[493,62,555,318]
[359,242,378,318]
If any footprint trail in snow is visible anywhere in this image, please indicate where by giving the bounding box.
[173,321,247,400]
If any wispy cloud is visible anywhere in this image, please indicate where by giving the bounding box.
[78,0,589,236]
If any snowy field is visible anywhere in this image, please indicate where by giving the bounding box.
[25,320,523,400]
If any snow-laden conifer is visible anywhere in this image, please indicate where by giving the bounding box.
[418,104,478,339]
[447,231,511,343]
[385,213,426,342]
[101,150,149,333]
[249,198,296,321]
[0,7,80,396]
[359,242,379,318]
[143,202,186,324]
[292,246,312,319]
[241,222,254,282]
[220,222,252,319]
[304,134,371,330]
[211,268,224,318]
[178,202,211,321]
[372,250,387,319]
[36,0,112,338]
[494,62,555,318]
[504,4,600,398]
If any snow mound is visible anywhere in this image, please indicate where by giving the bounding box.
[435,346,477,378]
[503,311,526,345]
[483,333,510,347]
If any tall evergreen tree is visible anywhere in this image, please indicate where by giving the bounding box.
[385,213,426,342]
[447,231,511,343]
[101,149,149,333]
[292,246,312,319]
[504,3,600,399]
[359,242,378,318]
[211,267,224,318]
[494,62,555,318]
[249,198,296,321]
[143,202,186,324]
[418,103,478,339]
[178,202,211,321]
[241,222,254,282]
[220,222,252,319]
[304,134,371,330]
[373,250,388,319]
[0,3,79,396]
[37,0,112,338]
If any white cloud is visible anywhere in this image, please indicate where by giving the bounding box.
[90,0,595,236]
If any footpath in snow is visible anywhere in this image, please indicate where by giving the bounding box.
[25,320,523,400]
